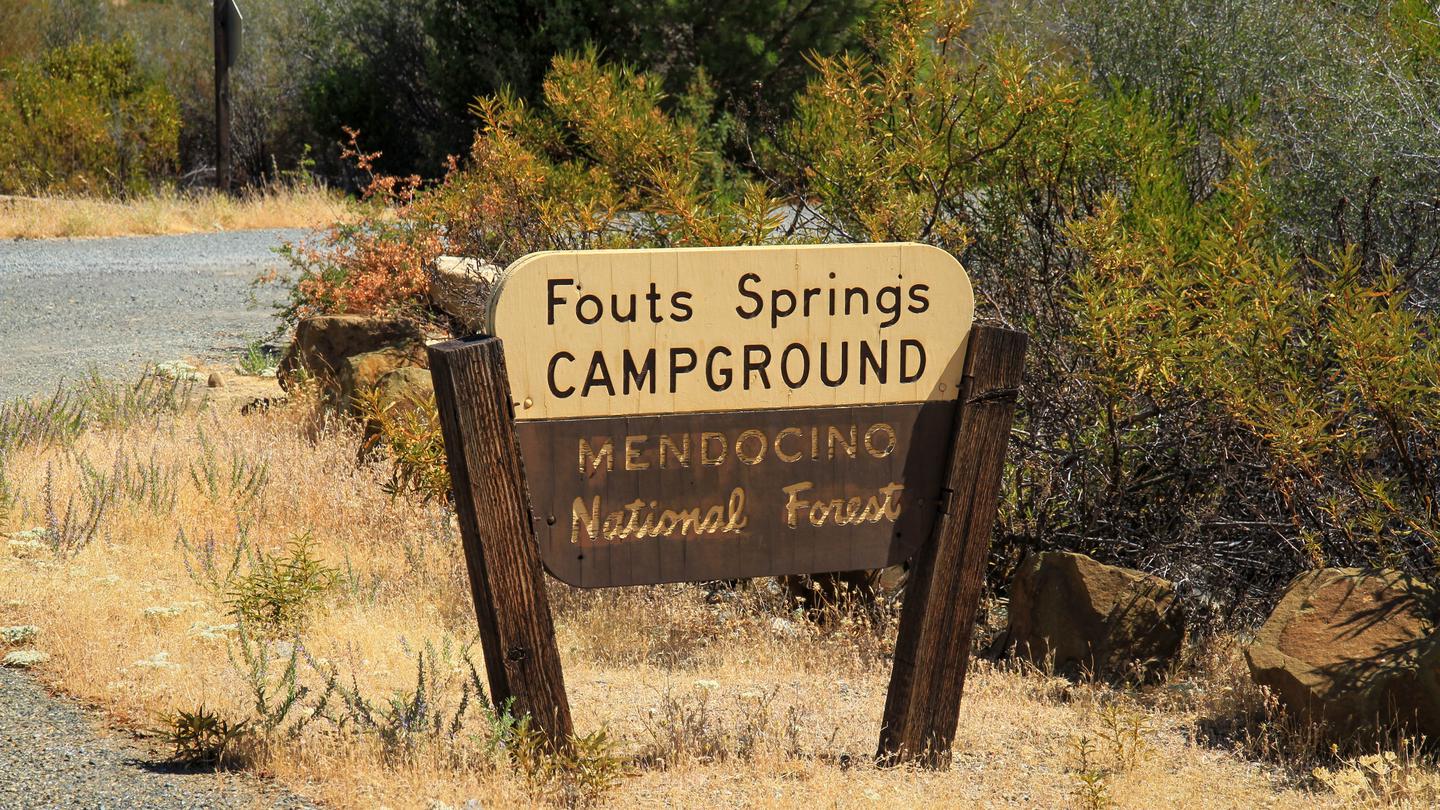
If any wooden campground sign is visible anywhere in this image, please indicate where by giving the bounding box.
[427,243,1025,768]
[485,244,974,587]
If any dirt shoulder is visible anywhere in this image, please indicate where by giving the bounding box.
[0,190,354,241]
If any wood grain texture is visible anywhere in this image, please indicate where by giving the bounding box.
[518,402,955,587]
[876,325,1027,768]
[428,336,574,747]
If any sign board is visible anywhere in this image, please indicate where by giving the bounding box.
[485,243,974,587]
[428,247,1024,767]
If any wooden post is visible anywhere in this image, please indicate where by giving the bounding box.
[213,0,233,194]
[877,325,1027,768]
[428,336,574,747]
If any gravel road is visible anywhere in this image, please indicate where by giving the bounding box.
[0,230,320,806]
[0,230,303,402]
[0,666,312,809]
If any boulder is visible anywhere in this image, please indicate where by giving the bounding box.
[374,366,434,412]
[1003,551,1185,681]
[278,315,428,411]
[430,256,500,334]
[1245,568,1440,745]
[357,366,436,453]
[337,346,429,411]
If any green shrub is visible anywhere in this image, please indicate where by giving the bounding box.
[355,385,450,503]
[1067,142,1440,590]
[284,0,1440,615]
[0,38,180,195]
[227,533,339,636]
[155,705,250,767]
[278,52,786,329]
[1058,0,1440,308]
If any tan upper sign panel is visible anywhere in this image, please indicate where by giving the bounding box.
[485,243,974,420]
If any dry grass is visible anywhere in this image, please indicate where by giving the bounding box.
[0,187,357,240]
[0,389,1433,808]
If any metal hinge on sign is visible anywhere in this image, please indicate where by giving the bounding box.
[938,488,956,515]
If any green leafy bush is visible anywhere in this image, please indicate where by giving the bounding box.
[227,533,339,636]
[0,38,180,195]
[155,705,250,767]
[1067,142,1440,594]
[278,53,786,330]
[285,0,1440,616]
[355,385,451,503]
[1058,0,1440,306]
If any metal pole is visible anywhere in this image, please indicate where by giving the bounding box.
[214,0,232,194]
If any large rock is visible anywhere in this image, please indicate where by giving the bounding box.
[278,315,428,411]
[430,256,500,334]
[337,346,428,411]
[1003,551,1185,681]
[358,366,436,449]
[374,366,434,412]
[1246,568,1440,745]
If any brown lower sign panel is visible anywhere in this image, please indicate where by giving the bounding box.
[517,401,956,587]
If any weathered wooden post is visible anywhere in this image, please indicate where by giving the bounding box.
[877,325,1026,767]
[428,337,574,747]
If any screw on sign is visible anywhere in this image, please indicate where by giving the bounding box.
[427,243,1026,766]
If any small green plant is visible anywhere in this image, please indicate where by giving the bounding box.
[0,368,194,461]
[154,705,250,768]
[512,722,630,809]
[80,367,196,430]
[42,461,110,557]
[0,387,90,457]
[75,444,180,517]
[315,635,627,805]
[236,339,276,377]
[355,385,450,502]
[326,638,487,759]
[226,533,338,635]
[229,626,334,738]
[1096,703,1153,771]
[178,522,252,597]
[188,424,270,506]
[1069,734,1112,810]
